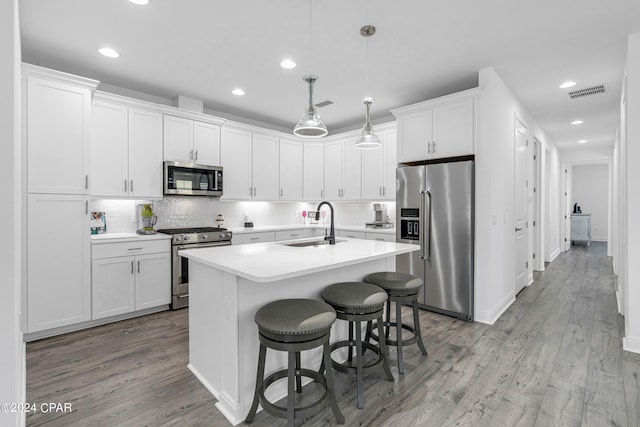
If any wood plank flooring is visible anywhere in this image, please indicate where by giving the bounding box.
[26,242,640,426]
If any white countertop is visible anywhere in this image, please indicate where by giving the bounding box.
[226,224,395,235]
[90,232,172,244]
[180,237,417,283]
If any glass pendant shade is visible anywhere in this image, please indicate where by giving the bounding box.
[354,97,381,149]
[293,75,328,138]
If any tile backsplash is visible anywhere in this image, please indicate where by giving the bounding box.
[90,198,396,233]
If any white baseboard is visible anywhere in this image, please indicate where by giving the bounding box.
[623,336,640,354]
[548,248,561,263]
[475,292,515,325]
[616,290,622,315]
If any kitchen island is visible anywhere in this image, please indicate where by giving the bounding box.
[180,237,418,425]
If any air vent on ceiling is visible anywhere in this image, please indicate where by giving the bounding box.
[315,100,333,108]
[568,85,605,99]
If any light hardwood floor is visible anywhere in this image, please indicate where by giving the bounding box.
[26,242,640,426]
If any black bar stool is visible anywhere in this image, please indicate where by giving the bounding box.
[363,272,428,374]
[245,298,344,426]
[320,282,394,409]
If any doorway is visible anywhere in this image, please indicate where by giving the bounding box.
[514,117,529,294]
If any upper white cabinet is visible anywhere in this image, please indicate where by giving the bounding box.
[91,94,163,199]
[303,142,324,201]
[163,115,221,165]
[324,138,362,200]
[279,138,303,200]
[27,194,91,333]
[220,127,279,200]
[24,66,98,194]
[362,127,397,200]
[392,90,478,163]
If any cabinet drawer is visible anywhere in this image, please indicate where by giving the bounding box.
[232,232,275,245]
[365,232,395,242]
[336,230,366,239]
[92,239,170,259]
[275,229,316,241]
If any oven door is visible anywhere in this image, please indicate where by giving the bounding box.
[172,241,231,309]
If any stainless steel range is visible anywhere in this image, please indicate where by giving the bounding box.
[157,227,233,309]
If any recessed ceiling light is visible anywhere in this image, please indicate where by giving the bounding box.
[280,59,297,69]
[128,0,149,5]
[232,88,245,96]
[577,139,587,144]
[571,120,584,125]
[559,81,576,89]
[98,47,119,58]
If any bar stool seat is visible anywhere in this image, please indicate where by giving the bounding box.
[321,282,394,408]
[364,272,428,374]
[245,299,344,426]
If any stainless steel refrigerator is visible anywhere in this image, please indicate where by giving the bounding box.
[396,159,474,321]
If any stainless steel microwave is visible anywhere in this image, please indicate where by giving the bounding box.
[163,161,223,196]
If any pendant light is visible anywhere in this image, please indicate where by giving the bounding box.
[354,25,381,150]
[293,0,328,138]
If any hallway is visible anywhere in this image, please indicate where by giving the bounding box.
[25,242,640,426]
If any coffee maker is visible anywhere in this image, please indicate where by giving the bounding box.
[135,203,157,235]
[366,203,393,228]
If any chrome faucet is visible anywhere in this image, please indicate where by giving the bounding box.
[315,201,335,244]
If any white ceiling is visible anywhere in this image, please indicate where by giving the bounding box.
[19,0,640,151]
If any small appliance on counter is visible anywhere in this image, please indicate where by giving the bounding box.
[365,203,393,229]
[243,214,254,228]
[135,203,158,235]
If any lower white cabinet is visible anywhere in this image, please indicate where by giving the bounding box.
[365,232,395,242]
[27,194,91,333]
[336,230,366,239]
[232,231,275,245]
[91,240,171,320]
[274,228,320,241]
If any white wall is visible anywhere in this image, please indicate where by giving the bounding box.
[571,164,609,241]
[475,67,562,324]
[0,0,24,426]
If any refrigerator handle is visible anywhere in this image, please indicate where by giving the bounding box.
[421,190,431,260]
[419,191,427,259]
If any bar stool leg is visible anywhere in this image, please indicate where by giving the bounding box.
[376,314,394,381]
[322,340,345,424]
[245,343,267,423]
[413,300,428,356]
[347,321,354,362]
[395,300,405,374]
[295,352,302,393]
[384,299,391,340]
[355,320,364,409]
[287,351,296,426]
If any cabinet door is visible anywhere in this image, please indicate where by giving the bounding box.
[324,140,342,199]
[129,108,163,198]
[361,140,384,200]
[92,256,135,320]
[163,115,193,163]
[232,232,275,245]
[92,101,129,197]
[396,110,432,163]
[342,140,362,200]
[303,143,324,200]
[221,127,252,199]
[27,77,91,194]
[382,129,397,200]
[252,134,279,200]
[279,138,303,200]
[135,252,171,310]
[432,99,474,158]
[193,121,221,166]
[27,194,90,333]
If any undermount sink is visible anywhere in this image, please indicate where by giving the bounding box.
[281,239,345,248]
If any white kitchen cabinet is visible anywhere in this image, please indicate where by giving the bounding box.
[27,194,91,333]
[274,228,318,241]
[336,230,366,239]
[324,139,362,200]
[91,239,171,320]
[232,231,276,245]
[163,115,221,165]
[362,127,397,200]
[365,231,396,242]
[25,72,97,194]
[303,142,325,201]
[570,213,592,246]
[279,138,303,200]
[393,91,477,163]
[91,96,163,199]
[221,127,279,200]
[251,134,280,200]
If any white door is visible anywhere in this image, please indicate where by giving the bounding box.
[92,256,136,319]
[135,253,171,310]
[514,118,529,294]
[221,127,252,199]
[92,100,129,197]
[193,121,220,165]
[129,108,163,198]
[303,143,324,200]
[251,134,279,200]
[324,140,343,199]
[279,139,303,200]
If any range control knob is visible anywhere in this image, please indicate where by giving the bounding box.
[219,233,226,238]
[202,234,208,240]
[175,235,182,242]
[183,235,190,241]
